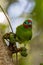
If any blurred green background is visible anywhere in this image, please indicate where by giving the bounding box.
[0,0,43,65]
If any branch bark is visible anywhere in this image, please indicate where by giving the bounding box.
[0,32,14,65]
[0,5,13,32]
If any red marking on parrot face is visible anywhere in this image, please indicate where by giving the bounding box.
[28,20,32,22]
[23,24,29,29]
[23,19,32,29]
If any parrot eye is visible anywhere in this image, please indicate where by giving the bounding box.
[26,22,29,24]
[24,22,28,24]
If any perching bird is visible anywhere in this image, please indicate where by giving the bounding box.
[16,19,32,44]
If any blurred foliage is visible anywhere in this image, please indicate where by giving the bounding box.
[6,0,18,11]
[8,0,17,4]
[0,0,17,11]
[40,63,43,65]
[0,24,8,34]
[0,0,43,65]
[31,0,43,30]
[0,0,9,11]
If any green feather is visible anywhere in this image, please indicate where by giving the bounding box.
[16,25,32,44]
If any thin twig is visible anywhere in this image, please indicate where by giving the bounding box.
[0,5,13,32]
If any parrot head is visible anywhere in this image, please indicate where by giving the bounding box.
[23,19,32,29]
[16,19,32,43]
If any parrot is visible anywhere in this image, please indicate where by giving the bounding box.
[16,19,32,57]
[16,19,32,44]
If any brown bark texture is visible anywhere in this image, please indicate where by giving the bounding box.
[0,32,15,65]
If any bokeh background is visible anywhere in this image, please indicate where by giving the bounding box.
[0,0,43,65]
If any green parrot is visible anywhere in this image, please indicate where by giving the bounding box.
[16,19,32,44]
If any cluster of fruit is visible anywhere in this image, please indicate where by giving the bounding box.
[20,47,28,57]
[3,33,28,57]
